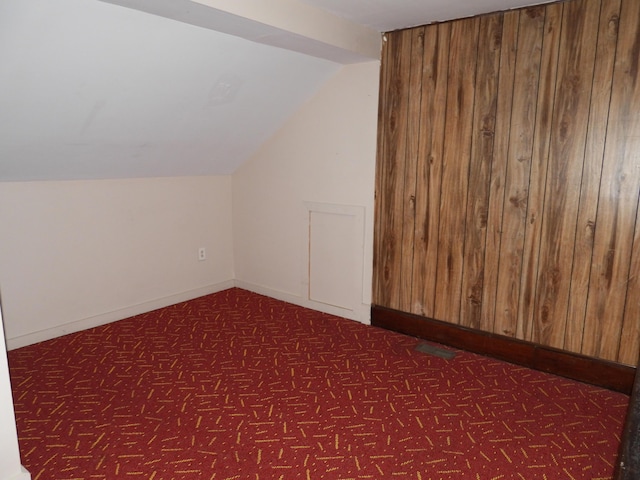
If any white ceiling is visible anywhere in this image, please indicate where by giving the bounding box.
[0,0,546,182]
[300,0,551,32]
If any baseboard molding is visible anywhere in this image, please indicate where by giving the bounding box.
[371,305,635,394]
[6,280,370,350]
[18,466,30,480]
[6,281,235,350]
[4,465,30,480]
[234,280,371,324]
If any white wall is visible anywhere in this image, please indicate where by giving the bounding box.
[232,61,380,322]
[0,304,30,479]
[0,176,234,348]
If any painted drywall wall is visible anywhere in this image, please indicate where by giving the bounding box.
[232,61,380,322]
[0,302,30,479]
[0,176,234,348]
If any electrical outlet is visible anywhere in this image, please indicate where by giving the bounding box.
[198,247,206,261]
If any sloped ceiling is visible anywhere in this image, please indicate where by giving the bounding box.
[0,0,548,182]
[0,0,344,181]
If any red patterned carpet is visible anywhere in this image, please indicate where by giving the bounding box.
[8,288,629,479]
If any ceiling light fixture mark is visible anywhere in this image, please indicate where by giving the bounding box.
[208,73,243,106]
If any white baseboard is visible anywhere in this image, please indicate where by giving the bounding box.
[6,281,235,350]
[234,280,371,325]
[4,466,30,480]
[6,280,371,350]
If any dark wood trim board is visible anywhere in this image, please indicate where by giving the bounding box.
[371,305,635,394]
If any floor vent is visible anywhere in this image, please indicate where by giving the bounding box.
[415,343,456,360]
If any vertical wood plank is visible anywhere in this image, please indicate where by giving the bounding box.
[372,33,388,305]
[372,30,412,309]
[519,2,563,341]
[565,0,620,353]
[411,23,450,317]
[399,28,425,313]
[460,14,503,329]
[434,17,480,322]
[493,7,545,338]
[481,10,520,333]
[619,202,640,365]
[533,0,601,349]
[584,0,640,360]
[374,0,640,365]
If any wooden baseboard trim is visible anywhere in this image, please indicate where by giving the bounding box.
[371,305,635,394]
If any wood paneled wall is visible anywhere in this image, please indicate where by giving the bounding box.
[373,0,640,365]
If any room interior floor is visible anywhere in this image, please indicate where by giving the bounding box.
[8,288,629,479]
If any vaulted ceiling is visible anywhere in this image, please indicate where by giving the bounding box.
[0,0,548,181]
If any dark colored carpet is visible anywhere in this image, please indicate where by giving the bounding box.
[8,288,628,479]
